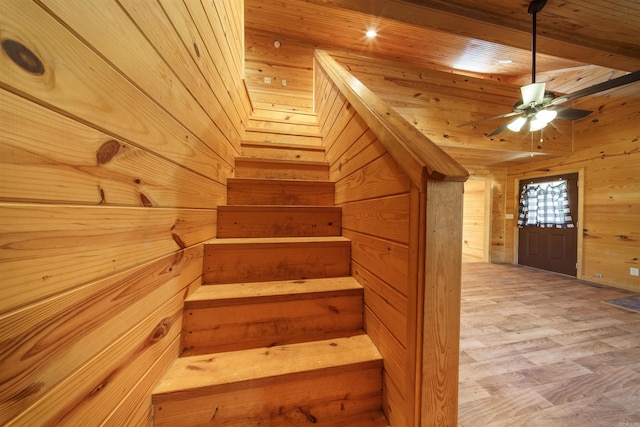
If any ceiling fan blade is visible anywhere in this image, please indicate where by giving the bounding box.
[487,122,511,137]
[554,107,593,120]
[458,111,523,128]
[551,70,640,106]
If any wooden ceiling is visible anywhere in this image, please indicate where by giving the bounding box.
[244,0,640,167]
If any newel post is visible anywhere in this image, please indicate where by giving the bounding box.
[415,177,464,426]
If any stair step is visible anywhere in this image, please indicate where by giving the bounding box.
[217,205,341,238]
[203,236,351,284]
[250,108,318,125]
[235,157,329,180]
[241,141,326,162]
[244,129,323,146]
[152,335,383,427]
[227,178,334,206]
[247,118,320,137]
[182,277,364,355]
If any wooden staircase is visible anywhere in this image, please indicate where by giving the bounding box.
[152,110,389,426]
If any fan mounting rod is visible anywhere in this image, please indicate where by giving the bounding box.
[528,0,548,84]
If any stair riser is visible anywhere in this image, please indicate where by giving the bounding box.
[242,145,326,162]
[244,130,322,146]
[182,293,363,355]
[250,109,318,125]
[227,179,334,206]
[217,206,341,238]
[235,160,329,180]
[152,365,382,426]
[203,241,351,283]
[246,119,320,136]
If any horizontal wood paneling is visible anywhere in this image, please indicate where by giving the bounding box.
[41,0,240,164]
[342,194,411,244]
[0,247,202,423]
[0,204,214,313]
[1,0,231,180]
[244,29,315,111]
[0,90,226,208]
[10,295,184,426]
[505,140,640,291]
[331,53,574,163]
[0,0,247,424]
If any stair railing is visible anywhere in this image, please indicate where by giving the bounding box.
[314,49,469,427]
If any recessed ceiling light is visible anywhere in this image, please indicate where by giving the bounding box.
[365,29,377,38]
[498,59,513,64]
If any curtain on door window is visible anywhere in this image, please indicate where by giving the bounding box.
[517,180,574,228]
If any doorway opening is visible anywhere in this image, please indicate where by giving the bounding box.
[517,173,578,276]
[462,177,491,262]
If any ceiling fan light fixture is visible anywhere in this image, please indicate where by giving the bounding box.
[507,116,527,132]
[529,118,547,132]
[521,82,546,105]
[535,109,557,123]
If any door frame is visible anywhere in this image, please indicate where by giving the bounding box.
[512,168,585,279]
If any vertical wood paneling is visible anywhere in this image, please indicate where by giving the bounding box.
[462,177,489,261]
[0,0,247,424]
[490,168,507,263]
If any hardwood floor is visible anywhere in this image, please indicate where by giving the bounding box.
[458,262,640,427]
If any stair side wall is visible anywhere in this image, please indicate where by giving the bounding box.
[315,59,463,427]
[0,1,248,425]
[315,63,414,427]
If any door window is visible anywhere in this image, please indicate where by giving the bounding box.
[517,180,574,228]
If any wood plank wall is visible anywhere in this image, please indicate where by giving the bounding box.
[505,139,640,292]
[245,29,315,112]
[0,0,248,424]
[462,177,489,261]
[314,62,413,427]
[465,166,508,263]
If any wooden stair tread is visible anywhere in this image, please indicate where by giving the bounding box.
[241,141,325,152]
[205,236,349,245]
[236,156,328,167]
[228,177,332,184]
[153,335,382,399]
[186,277,362,308]
[245,126,321,138]
[218,205,340,212]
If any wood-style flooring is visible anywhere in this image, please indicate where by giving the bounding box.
[458,262,640,427]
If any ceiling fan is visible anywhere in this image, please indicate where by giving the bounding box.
[459,0,640,137]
